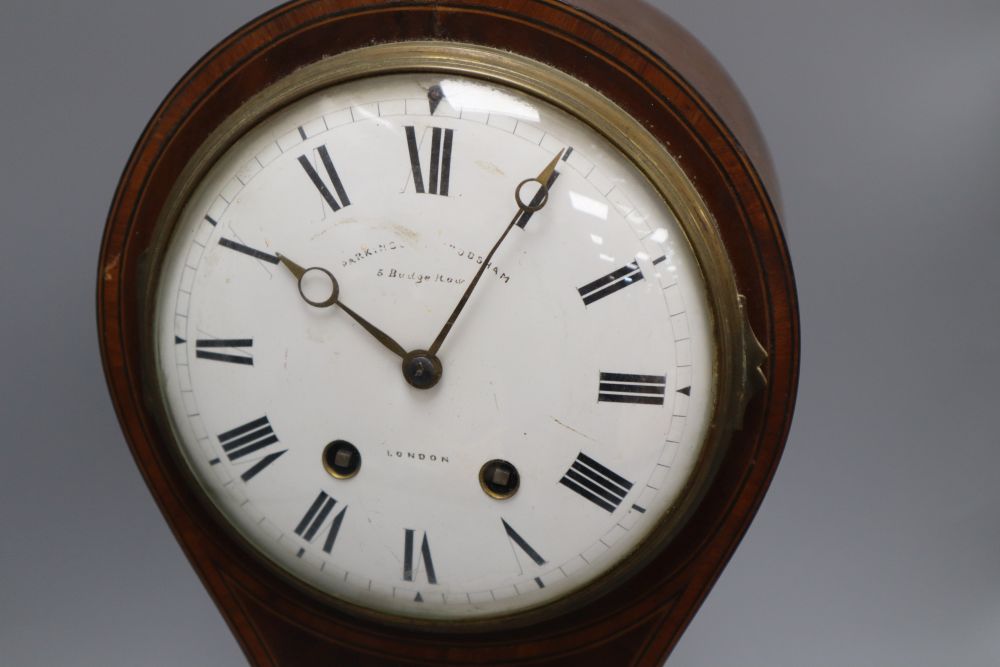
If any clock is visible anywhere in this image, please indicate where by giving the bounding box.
[98,1,798,665]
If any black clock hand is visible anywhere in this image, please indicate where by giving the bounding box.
[277,253,408,359]
[427,148,565,356]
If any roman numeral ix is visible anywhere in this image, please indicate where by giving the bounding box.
[294,491,347,555]
[298,145,351,212]
[559,452,634,513]
[217,416,287,482]
[598,372,667,406]
[195,338,253,365]
[405,125,453,196]
[578,260,644,305]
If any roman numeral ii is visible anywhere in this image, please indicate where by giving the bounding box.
[578,260,644,305]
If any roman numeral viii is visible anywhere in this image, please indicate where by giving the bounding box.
[405,126,453,196]
[294,491,347,555]
[559,452,634,513]
[598,372,667,406]
[298,145,351,212]
[217,416,287,482]
[195,338,252,365]
[578,260,644,306]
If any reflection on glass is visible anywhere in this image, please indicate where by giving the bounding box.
[569,191,609,220]
[440,80,540,121]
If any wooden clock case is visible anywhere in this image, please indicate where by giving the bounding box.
[97,1,798,664]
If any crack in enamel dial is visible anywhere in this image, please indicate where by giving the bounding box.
[153,68,718,622]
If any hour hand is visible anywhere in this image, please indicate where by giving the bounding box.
[277,253,407,359]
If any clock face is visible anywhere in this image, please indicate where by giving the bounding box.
[153,71,716,621]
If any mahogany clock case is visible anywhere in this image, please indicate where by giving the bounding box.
[97,1,797,665]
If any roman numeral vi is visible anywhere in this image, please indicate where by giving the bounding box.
[403,529,438,584]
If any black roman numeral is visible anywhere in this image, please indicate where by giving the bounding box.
[559,452,634,513]
[294,491,348,555]
[403,529,438,584]
[501,519,546,568]
[298,145,351,212]
[405,126,453,196]
[598,372,667,406]
[217,416,286,482]
[578,260,644,305]
[195,338,253,365]
[218,238,279,264]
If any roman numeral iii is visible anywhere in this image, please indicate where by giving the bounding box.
[298,145,351,212]
[598,372,667,406]
[403,529,438,584]
[578,260,644,305]
[217,415,287,482]
[405,125,453,196]
[195,338,253,365]
[559,452,634,512]
[294,491,347,555]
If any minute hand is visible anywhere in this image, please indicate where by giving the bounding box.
[427,149,564,356]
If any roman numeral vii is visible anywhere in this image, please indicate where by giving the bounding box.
[294,491,348,555]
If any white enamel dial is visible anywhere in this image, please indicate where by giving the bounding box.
[154,72,715,620]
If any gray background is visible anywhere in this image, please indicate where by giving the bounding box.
[1,1,998,665]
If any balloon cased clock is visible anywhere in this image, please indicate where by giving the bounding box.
[98,1,798,665]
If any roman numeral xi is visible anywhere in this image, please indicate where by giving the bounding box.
[405,126,453,196]
[298,145,351,212]
[217,415,286,482]
[559,452,634,513]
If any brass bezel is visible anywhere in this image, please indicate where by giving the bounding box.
[142,42,755,632]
